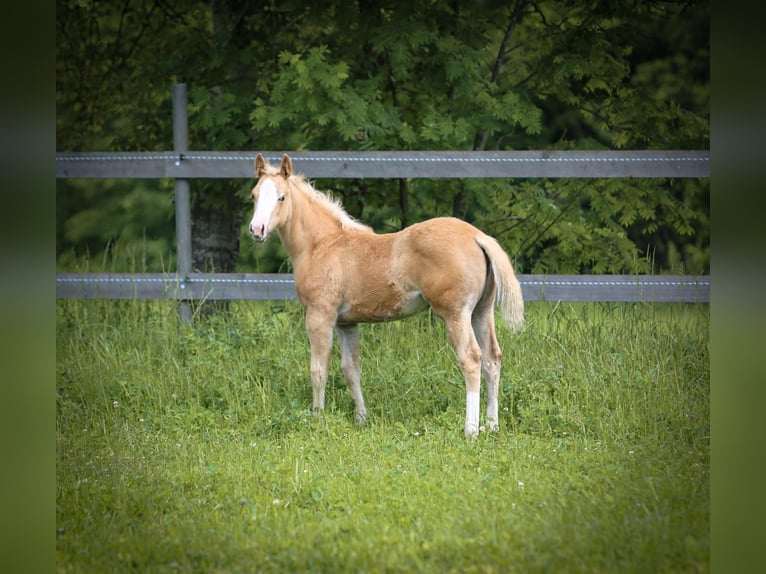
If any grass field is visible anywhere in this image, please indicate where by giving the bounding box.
[56,299,709,572]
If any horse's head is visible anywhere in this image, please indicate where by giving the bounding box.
[249,153,293,241]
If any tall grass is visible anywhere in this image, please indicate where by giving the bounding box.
[56,299,708,572]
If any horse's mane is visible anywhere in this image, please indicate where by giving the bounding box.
[289,173,372,233]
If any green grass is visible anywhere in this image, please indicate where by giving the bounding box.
[56,299,709,572]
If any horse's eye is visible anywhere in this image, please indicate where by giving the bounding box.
[278,195,286,202]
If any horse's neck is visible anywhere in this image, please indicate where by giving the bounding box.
[279,183,344,265]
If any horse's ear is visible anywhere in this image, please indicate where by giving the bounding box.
[280,154,293,178]
[254,153,267,177]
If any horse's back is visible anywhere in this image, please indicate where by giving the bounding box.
[398,217,487,265]
[395,217,490,310]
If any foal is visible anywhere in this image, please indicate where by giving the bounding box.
[248,154,524,438]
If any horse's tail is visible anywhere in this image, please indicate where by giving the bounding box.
[474,235,525,332]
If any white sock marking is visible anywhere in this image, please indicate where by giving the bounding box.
[466,391,480,436]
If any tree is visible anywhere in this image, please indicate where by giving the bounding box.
[57,0,709,276]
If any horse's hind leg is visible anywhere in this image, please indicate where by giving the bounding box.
[336,324,367,424]
[472,302,503,432]
[439,309,483,439]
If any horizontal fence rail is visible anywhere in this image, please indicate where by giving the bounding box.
[56,150,710,179]
[56,273,710,303]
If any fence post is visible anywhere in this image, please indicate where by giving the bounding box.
[173,83,192,325]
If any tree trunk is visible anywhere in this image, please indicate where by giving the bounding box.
[186,1,247,318]
[452,184,468,220]
[399,178,409,229]
[191,193,240,273]
[190,182,241,316]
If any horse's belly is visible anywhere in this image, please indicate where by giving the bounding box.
[338,289,428,324]
[396,292,429,318]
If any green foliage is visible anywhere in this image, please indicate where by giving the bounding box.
[56,179,176,272]
[57,0,709,274]
[57,299,709,571]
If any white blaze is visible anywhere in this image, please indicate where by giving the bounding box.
[250,179,278,238]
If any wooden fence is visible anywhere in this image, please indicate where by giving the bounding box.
[56,84,710,310]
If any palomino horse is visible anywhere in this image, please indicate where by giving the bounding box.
[248,154,524,438]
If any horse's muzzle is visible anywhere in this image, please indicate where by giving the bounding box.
[249,222,268,241]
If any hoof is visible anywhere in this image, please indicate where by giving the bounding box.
[464,424,480,440]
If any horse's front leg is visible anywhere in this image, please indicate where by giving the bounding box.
[305,310,334,416]
[336,324,367,424]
